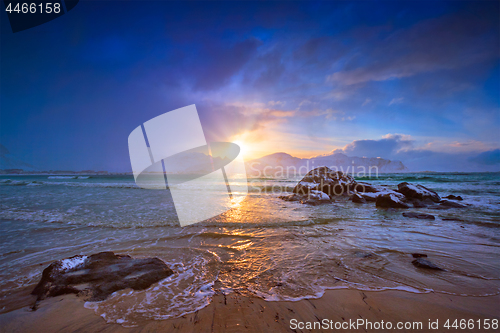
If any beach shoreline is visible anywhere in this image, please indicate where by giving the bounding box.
[1,288,499,332]
[1,171,499,330]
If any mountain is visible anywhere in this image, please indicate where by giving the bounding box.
[0,144,37,171]
[246,152,408,177]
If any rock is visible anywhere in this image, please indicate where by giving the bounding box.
[397,182,441,203]
[279,190,331,205]
[376,193,410,209]
[278,194,300,202]
[410,198,436,208]
[357,189,406,203]
[411,200,427,208]
[32,252,174,302]
[351,192,367,204]
[412,258,443,270]
[354,251,374,258]
[293,166,356,197]
[309,190,331,201]
[353,182,386,193]
[301,190,331,205]
[402,212,435,220]
[357,192,379,202]
[444,195,463,201]
[411,253,428,258]
[439,200,467,208]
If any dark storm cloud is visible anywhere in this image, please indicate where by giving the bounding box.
[328,10,499,85]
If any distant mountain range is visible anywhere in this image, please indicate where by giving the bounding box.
[246,152,408,177]
[0,143,408,176]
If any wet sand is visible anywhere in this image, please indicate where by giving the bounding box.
[1,289,498,332]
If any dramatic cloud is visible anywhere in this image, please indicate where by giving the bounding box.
[1,1,498,171]
[335,134,414,158]
[199,102,295,143]
[334,134,500,172]
[327,11,499,85]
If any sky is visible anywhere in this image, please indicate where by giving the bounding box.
[1,0,499,172]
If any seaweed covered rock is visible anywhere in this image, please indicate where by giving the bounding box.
[32,251,174,302]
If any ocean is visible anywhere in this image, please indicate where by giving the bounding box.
[0,172,499,326]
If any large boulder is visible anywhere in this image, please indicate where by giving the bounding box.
[279,190,330,205]
[397,182,441,203]
[376,193,409,209]
[357,192,379,202]
[293,166,356,197]
[355,188,408,203]
[32,252,174,302]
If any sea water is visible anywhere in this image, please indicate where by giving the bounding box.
[0,173,499,326]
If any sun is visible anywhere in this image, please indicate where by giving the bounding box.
[233,140,247,158]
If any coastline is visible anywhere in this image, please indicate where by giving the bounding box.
[1,289,498,332]
[1,171,499,331]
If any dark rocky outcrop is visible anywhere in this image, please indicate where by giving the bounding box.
[409,198,437,208]
[279,194,300,202]
[32,252,174,303]
[444,195,463,201]
[282,167,468,214]
[411,253,428,258]
[412,258,443,270]
[402,212,435,220]
[375,193,409,209]
[411,200,427,208]
[439,200,467,208]
[397,182,441,202]
[293,166,356,197]
[357,192,379,202]
[351,192,367,204]
[354,182,386,193]
[279,190,331,205]
[354,185,406,203]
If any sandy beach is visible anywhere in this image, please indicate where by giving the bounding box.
[1,288,499,332]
